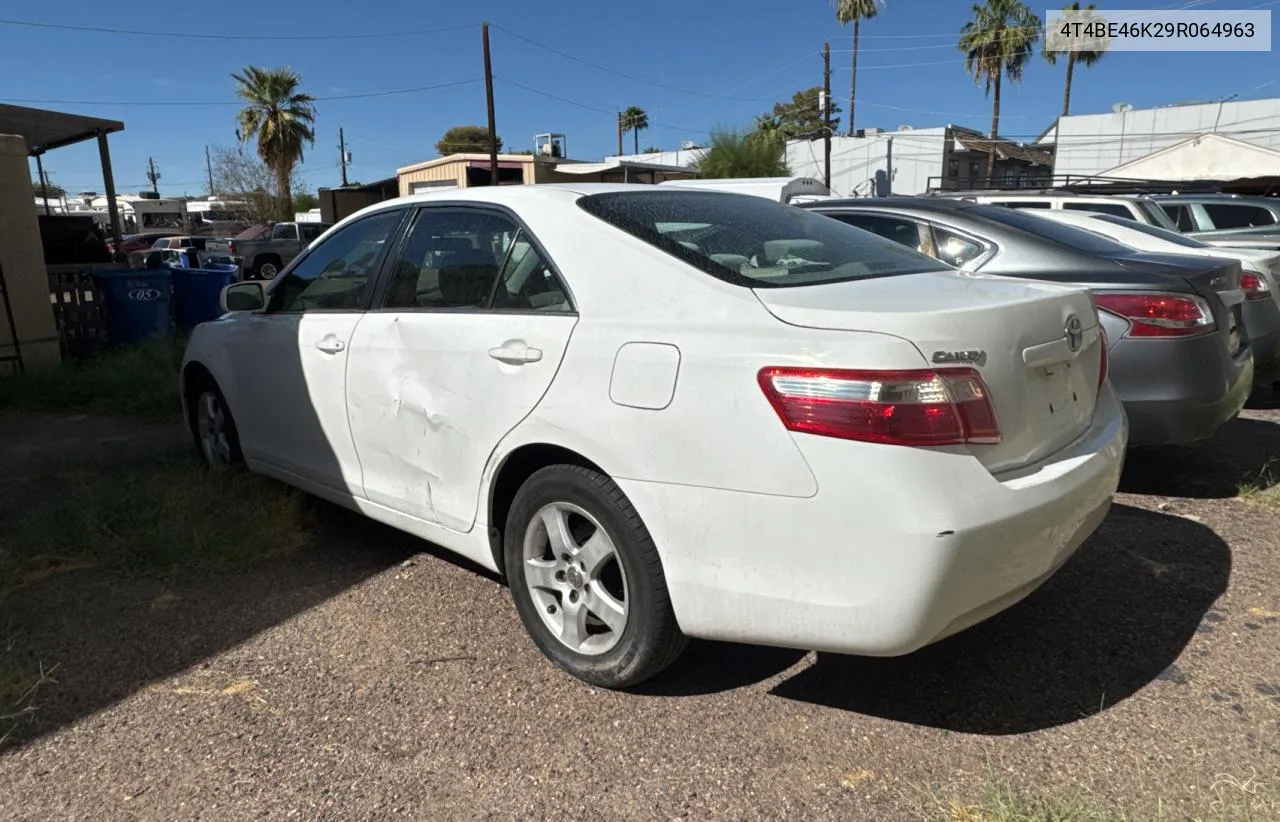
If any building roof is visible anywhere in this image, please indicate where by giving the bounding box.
[0,103,124,154]
[396,153,538,174]
[951,128,1053,166]
[1099,132,1280,181]
[550,157,699,175]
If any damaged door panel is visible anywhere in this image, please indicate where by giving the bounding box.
[344,206,579,532]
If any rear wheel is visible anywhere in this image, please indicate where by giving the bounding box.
[504,465,687,689]
[189,380,243,471]
[254,258,280,279]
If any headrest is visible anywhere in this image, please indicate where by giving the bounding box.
[439,250,497,307]
[433,236,474,252]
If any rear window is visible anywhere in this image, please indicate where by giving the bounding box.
[1092,214,1209,248]
[972,204,1139,256]
[576,191,948,288]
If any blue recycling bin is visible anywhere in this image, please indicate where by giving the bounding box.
[170,264,240,329]
[92,269,172,344]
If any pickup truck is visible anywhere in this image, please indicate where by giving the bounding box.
[206,221,331,279]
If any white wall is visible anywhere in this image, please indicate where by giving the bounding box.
[786,128,949,197]
[1049,97,1280,177]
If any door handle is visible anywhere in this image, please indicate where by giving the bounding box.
[488,342,543,365]
[315,338,346,354]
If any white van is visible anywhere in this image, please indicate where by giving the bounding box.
[936,190,1180,231]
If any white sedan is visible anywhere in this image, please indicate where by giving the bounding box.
[182,184,1127,689]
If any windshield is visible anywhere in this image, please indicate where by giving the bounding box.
[1092,214,1210,248]
[1139,200,1179,229]
[972,204,1142,257]
[577,191,949,288]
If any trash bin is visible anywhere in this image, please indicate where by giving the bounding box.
[170,264,240,329]
[93,269,172,344]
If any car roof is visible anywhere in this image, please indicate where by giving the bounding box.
[804,196,977,212]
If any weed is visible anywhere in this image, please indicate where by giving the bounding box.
[0,338,184,420]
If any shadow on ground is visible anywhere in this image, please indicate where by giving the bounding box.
[1121,415,1280,499]
[0,502,494,750]
[760,504,1229,734]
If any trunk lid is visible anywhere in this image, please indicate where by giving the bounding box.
[753,270,1105,474]
[1114,255,1245,359]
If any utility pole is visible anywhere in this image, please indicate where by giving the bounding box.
[205,145,215,195]
[147,156,160,195]
[822,41,832,191]
[616,110,623,156]
[338,127,350,186]
[482,22,499,186]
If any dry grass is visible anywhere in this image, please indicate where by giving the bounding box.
[1237,459,1280,511]
[0,455,311,598]
[0,339,184,420]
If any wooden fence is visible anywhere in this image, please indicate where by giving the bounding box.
[46,264,122,359]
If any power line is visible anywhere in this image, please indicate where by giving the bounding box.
[489,24,772,103]
[494,77,710,135]
[1,78,481,108]
[0,17,476,40]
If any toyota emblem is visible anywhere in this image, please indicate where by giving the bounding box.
[1065,314,1084,353]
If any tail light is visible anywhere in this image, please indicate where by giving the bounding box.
[228,241,237,255]
[758,367,1000,447]
[1093,292,1214,338]
[1241,271,1271,301]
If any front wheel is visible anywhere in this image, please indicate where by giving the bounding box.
[190,381,243,471]
[504,465,687,689]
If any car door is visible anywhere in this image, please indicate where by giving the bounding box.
[344,205,578,532]
[225,207,408,494]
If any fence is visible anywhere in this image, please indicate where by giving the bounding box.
[46,264,119,359]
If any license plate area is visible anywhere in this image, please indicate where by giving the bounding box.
[1034,360,1084,420]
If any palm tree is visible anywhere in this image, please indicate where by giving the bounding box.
[620,106,649,154]
[694,129,790,179]
[1043,2,1106,117]
[832,0,883,136]
[958,0,1041,180]
[232,66,316,221]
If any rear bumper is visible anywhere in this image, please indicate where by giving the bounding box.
[621,384,1128,657]
[1109,332,1253,447]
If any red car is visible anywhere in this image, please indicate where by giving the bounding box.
[107,233,179,255]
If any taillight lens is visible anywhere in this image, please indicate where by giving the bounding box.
[228,241,237,255]
[1093,292,1214,338]
[1241,271,1271,301]
[757,367,1001,446]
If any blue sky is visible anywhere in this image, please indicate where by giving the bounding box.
[3,0,1276,197]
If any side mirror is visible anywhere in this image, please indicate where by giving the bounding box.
[221,281,267,313]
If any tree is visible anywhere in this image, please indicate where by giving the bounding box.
[294,191,319,212]
[958,0,1041,180]
[757,87,841,140]
[209,144,305,225]
[436,125,502,155]
[832,0,883,136]
[642,146,663,154]
[693,129,790,179]
[619,106,649,155]
[32,179,67,199]
[232,65,317,221]
[1043,2,1107,117]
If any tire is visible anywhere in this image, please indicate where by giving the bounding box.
[254,258,280,279]
[504,464,687,689]
[188,379,244,471]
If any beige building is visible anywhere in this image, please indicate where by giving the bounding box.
[397,152,697,196]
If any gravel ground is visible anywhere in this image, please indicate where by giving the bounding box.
[1,408,1278,820]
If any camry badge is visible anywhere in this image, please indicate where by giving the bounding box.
[1065,314,1084,353]
[932,349,987,367]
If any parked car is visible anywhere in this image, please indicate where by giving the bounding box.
[1148,193,1280,239]
[109,232,178,256]
[204,221,331,280]
[803,197,1252,448]
[1027,209,1280,380]
[181,185,1125,688]
[932,189,1183,230]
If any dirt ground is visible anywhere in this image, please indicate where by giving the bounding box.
[1,408,1278,821]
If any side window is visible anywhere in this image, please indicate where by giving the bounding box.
[382,209,512,310]
[271,223,295,240]
[1064,201,1135,220]
[830,214,922,250]
[1163,203,1196,231]
[270,209,404,313]
[932,226,986,268]
[1203,203,1278,229]
[492,233,573,312]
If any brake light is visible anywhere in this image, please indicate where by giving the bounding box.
[1093,292,1214,338]
[1241,271,1271,301]
[758,367,1000,446]
[228,241,237,255]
